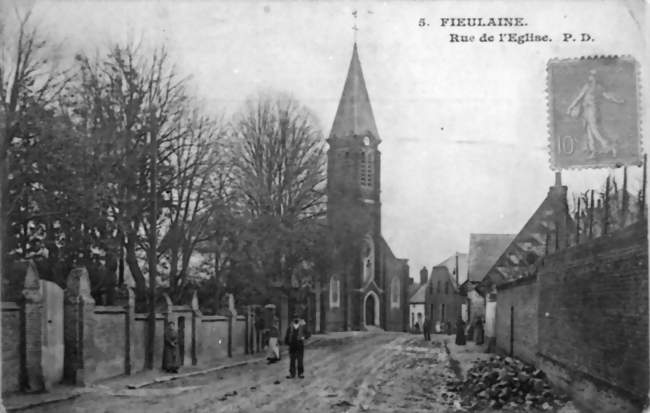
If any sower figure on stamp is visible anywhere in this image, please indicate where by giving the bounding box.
[163,321,180,373]
[567,69,624,157]
[285,312,311,379]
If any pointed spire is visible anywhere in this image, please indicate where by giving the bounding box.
[329,43,380,141]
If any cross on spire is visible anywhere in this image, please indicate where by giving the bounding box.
[352,9,358,43]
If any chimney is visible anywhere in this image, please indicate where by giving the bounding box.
[408,277,414,286]
[420,267,428,284]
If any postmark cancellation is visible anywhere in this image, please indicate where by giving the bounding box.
[548,56,642,170]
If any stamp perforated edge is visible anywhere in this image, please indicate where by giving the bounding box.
[546,55,643,171]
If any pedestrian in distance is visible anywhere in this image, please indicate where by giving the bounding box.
[284,313,311,379]
[474,316,485,345]
[267,317,281,364]
[162,321,180,373]
[455,317,466,346]
[422,317,431,341]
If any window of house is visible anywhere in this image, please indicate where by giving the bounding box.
[330,275,340,308]
[391,276,400,308]
[437,280,441,293]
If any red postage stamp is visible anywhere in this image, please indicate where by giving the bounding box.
[547,56,642,169]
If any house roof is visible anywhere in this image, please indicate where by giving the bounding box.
[435,252,468,286]
[429,265,461,293]
[408,282,420,298]
[329,43,380,141]
[480,185,574,289]
[467,234,515,282]
[409,283,427,303]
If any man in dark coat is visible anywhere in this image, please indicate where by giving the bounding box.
[422,317,431,341]
[455,318,466,345]
[284,314,311,379]
[474,316,485,345]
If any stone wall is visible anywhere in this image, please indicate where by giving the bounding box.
[496,276,538,364]
[2,264,261,394]
[537,222,647,412]
[199,316,229,362]
[2,303,21,393]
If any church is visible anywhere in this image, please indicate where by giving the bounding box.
[322,43,410,332]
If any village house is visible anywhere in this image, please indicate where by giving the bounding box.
[477,181,572,358]
[408,267,428,331]
[460,233,514,342]
[424,253,467,333]
[475,173,648,413]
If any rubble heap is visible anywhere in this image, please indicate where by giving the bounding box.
[446,355,569,411]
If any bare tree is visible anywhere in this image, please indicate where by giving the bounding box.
[71,43,186,303]
[231,92,327,294]
[159,109,229,302]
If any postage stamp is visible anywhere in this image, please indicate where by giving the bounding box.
[547,56,642,170]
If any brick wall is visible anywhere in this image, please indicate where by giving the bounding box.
[496,276,538,364]
[537,223,648,411]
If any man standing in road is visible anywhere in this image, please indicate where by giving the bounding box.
[285,312,311,379]
[422,316,431,342]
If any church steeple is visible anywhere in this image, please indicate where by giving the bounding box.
[329,43,380,142]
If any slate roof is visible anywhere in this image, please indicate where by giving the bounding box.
[409,283,427,304]
[329,43,380,141]
[435,252,468,286]
[467,234,516,282]
[481,185,575,288]
[408,282,420,298]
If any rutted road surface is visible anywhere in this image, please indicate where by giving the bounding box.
[25,332,463,413]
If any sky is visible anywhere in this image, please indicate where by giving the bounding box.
[5,0,649,280]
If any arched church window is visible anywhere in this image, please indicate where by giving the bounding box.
[445,281,449,295]
[329,275,340,308]
[391,276,400,308]
[362,235,374,283]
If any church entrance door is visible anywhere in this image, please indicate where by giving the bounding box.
[365,294,375,326]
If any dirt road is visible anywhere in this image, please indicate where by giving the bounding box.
[24,331,463,413]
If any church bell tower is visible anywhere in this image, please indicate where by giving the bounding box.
[326,43,383,331]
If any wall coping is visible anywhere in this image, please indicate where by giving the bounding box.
[170,305,193,312]
[94,305,126,314]
[496,274,537,291]
[135,313,166,321]
[202,315,228,322]
[2,302,20,311]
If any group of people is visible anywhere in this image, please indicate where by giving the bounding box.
[261,312,311,379]
[162,311,312,380]
[454,316,485,346]
[417,315,485,346]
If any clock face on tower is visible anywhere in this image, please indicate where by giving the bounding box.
[362,136,370,146]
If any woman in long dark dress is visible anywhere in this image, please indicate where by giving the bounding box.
[163,321,180,373]
[455,318,466,345]
[474,316,485,345]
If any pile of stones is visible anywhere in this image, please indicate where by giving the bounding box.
[446,355,569,411]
